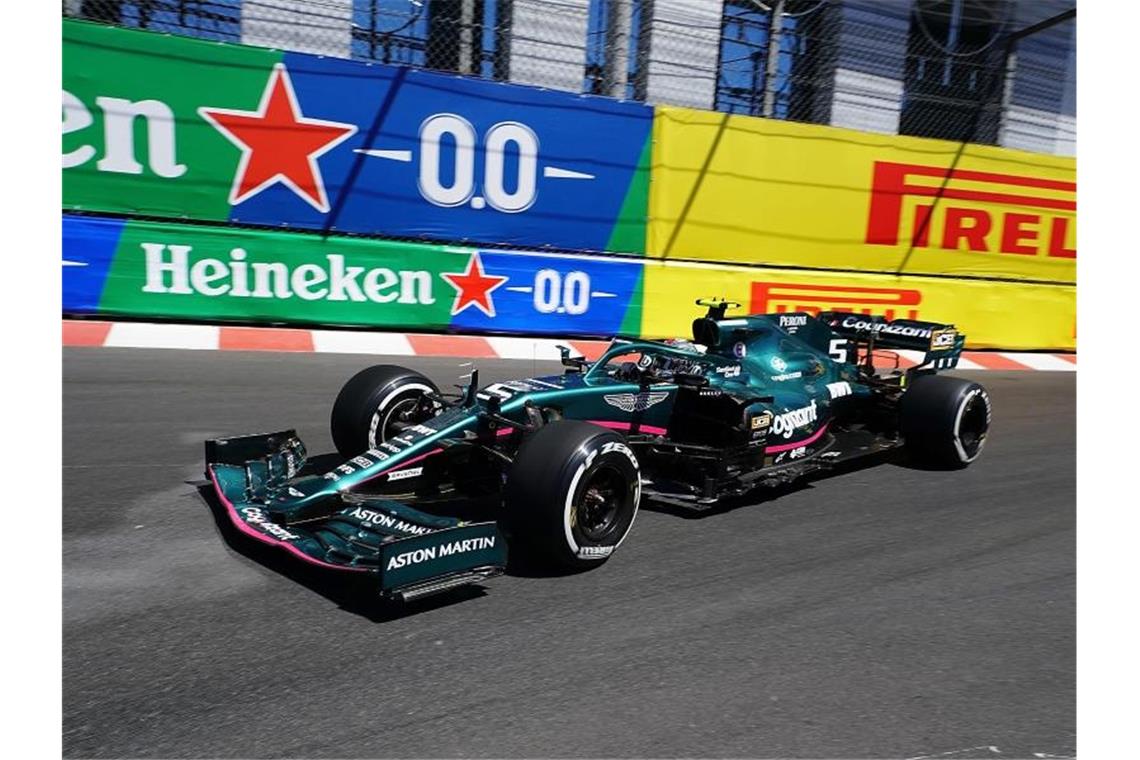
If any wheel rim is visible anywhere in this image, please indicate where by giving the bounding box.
[372,395,421,446]
[574,464,626,542]
[958,393,989,459]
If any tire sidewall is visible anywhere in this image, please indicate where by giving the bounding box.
[900,375,992,468]
[505,422,642,569]
[560,439,641,563]
[951,385,992,464]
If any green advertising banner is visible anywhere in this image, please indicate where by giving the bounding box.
[64,21,274,221]
[63,215,644,336]
[63,20,652,253]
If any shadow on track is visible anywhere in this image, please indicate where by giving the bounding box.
[195,483,493,623]
[193,470,581,620]
[642,448,906,519]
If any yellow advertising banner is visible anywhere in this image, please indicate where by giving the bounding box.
[647,107,1076,285]
[640,260,1075,351]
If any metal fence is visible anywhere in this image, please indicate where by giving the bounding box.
[63,0,1075,155]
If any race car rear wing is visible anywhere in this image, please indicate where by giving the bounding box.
[818,311,965,370]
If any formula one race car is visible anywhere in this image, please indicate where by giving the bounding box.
[205,300,991,601]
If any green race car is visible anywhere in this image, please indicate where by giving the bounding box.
[204,300,991,601]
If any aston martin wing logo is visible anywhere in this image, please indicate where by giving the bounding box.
[603,391,670,413]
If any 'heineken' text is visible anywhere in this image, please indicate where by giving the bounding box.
[140,244,435,305]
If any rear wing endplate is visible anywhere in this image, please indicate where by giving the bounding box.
[818,312,965,370]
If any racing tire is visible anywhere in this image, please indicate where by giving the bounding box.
[899,375,992,469]
[505,421,641,570]
[330,365,439,458]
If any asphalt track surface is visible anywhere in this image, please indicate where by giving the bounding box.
[63,348,1075,759]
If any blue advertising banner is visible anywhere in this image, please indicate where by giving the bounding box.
[223,56,653,253]
[63,215,125,313]
[448,249,644,336]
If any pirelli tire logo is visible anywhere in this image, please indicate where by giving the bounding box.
[569,441,639,561]
[865,161,1076,260]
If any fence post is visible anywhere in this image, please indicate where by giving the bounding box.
[762,0,786,118]
[995,41,1018,149]
[604,0,633,98]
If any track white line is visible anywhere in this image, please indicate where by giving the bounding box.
[907,745,1001,760]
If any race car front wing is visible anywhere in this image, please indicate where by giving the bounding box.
[204,430,506,601]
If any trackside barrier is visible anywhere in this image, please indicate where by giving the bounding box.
[63,215,643,336]
[64,215,1072,350]
[61,21,1076,351]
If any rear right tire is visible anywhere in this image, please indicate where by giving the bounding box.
[899,374,992,468]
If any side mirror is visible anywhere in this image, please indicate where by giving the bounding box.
[557,345,587,373]
[463,369,480,407]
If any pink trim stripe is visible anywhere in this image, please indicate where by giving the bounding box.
[766,423,830,454]
[589,419,669,436]
[208,466,369,573]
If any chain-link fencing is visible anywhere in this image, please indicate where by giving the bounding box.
[63,1,1074,154]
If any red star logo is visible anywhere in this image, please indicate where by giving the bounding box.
[198,64,358,213]
[441,253,508,318]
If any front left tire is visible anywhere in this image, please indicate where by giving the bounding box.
[330,365,439,458]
